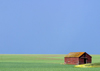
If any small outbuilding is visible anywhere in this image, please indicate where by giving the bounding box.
[64,52,92,65]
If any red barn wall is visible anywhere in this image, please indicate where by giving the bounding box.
[85,53,92,63]
[64,57,79,65]
[79,55,85,64]
[79,53,92,64]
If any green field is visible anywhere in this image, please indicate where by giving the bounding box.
[0,54,100,71]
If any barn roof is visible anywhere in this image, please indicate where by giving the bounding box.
[65,52,85,57]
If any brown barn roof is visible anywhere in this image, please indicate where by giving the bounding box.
[65,52,85,57]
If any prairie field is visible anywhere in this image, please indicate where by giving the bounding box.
[0,54,100,71]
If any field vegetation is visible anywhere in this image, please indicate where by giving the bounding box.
[0,54,100,71]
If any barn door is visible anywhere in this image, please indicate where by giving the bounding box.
[84,58,86,64]
[84,53,87,64]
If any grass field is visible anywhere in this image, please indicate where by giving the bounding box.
[0,54,100,71]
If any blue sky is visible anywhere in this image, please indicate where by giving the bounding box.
[0,0,100,54]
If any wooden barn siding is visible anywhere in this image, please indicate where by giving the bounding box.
[79,53,91,64]
[79,58,84,64]
[64,57,79,65]
[85,53,92,63]
[79,55,84,64]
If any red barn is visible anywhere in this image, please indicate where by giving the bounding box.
[64,52,92,65]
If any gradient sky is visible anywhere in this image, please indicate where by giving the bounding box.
[0,0,100,54]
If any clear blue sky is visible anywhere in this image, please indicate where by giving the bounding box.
[0,0,100,54]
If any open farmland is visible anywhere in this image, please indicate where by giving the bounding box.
[0,54,100,71]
